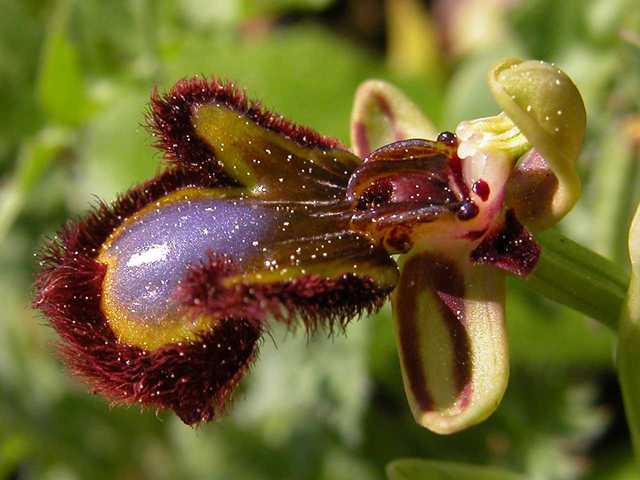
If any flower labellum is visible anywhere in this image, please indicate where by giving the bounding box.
[34,77,398,425]
[33,58,585,432]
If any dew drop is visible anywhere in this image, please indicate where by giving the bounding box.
[457,201,479,221]
[437,131,457,145]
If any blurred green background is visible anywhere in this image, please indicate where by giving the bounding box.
[2,0,640,478]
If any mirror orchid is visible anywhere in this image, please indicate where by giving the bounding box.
[33,58,585,433]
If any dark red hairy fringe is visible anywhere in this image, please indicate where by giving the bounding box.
[32,76,370,425]
[33,166,261,425]
[178,253,394,336]
[146,76,348,170]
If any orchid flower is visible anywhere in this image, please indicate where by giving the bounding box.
[351,58,585,433]
[33,58,585,433]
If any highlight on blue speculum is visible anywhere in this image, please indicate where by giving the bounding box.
[32,75,514,426]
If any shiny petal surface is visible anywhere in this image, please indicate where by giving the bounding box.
[392,248,509,434]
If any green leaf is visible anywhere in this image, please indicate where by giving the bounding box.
[0,128,72,244]
[386,459,528,480]
[36,0,90,126]
[242,0,338,15]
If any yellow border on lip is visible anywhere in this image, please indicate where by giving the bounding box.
[96,188,238,350]
[99,250,218,350]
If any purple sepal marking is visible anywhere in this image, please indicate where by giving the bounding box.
[470,209,541,277]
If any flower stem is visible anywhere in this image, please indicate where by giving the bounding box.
[520,229,629,330]
[618,204,640,467]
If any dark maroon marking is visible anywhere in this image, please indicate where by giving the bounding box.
[473,180,490,202]
[431,258,472,401]
[396,254,434,412]
[374,92,403,142]
[437,131,458,146]
[364,139,447,163]
[464,227,489,241]
[356,178,394,210]
[147,76,348,172]
[447,152,470,199]
[385,226,414,253]
[353,121,372,158]
[470,209,541,277]
[457,201,479,221]
[397,253,472,411]
[390,173,456,205]
[348,154,454,205]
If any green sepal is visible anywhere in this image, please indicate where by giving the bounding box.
[193,103,361,201]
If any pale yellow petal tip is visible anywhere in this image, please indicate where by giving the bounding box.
[394,252,510,435]
[410,377,509,434]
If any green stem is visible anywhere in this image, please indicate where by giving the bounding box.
[618,204,640,468]
[619,273,640,466]
[520,229,629,330]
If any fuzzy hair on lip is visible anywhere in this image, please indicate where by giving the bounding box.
[32,75,394,425]
[146,75,349,172]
